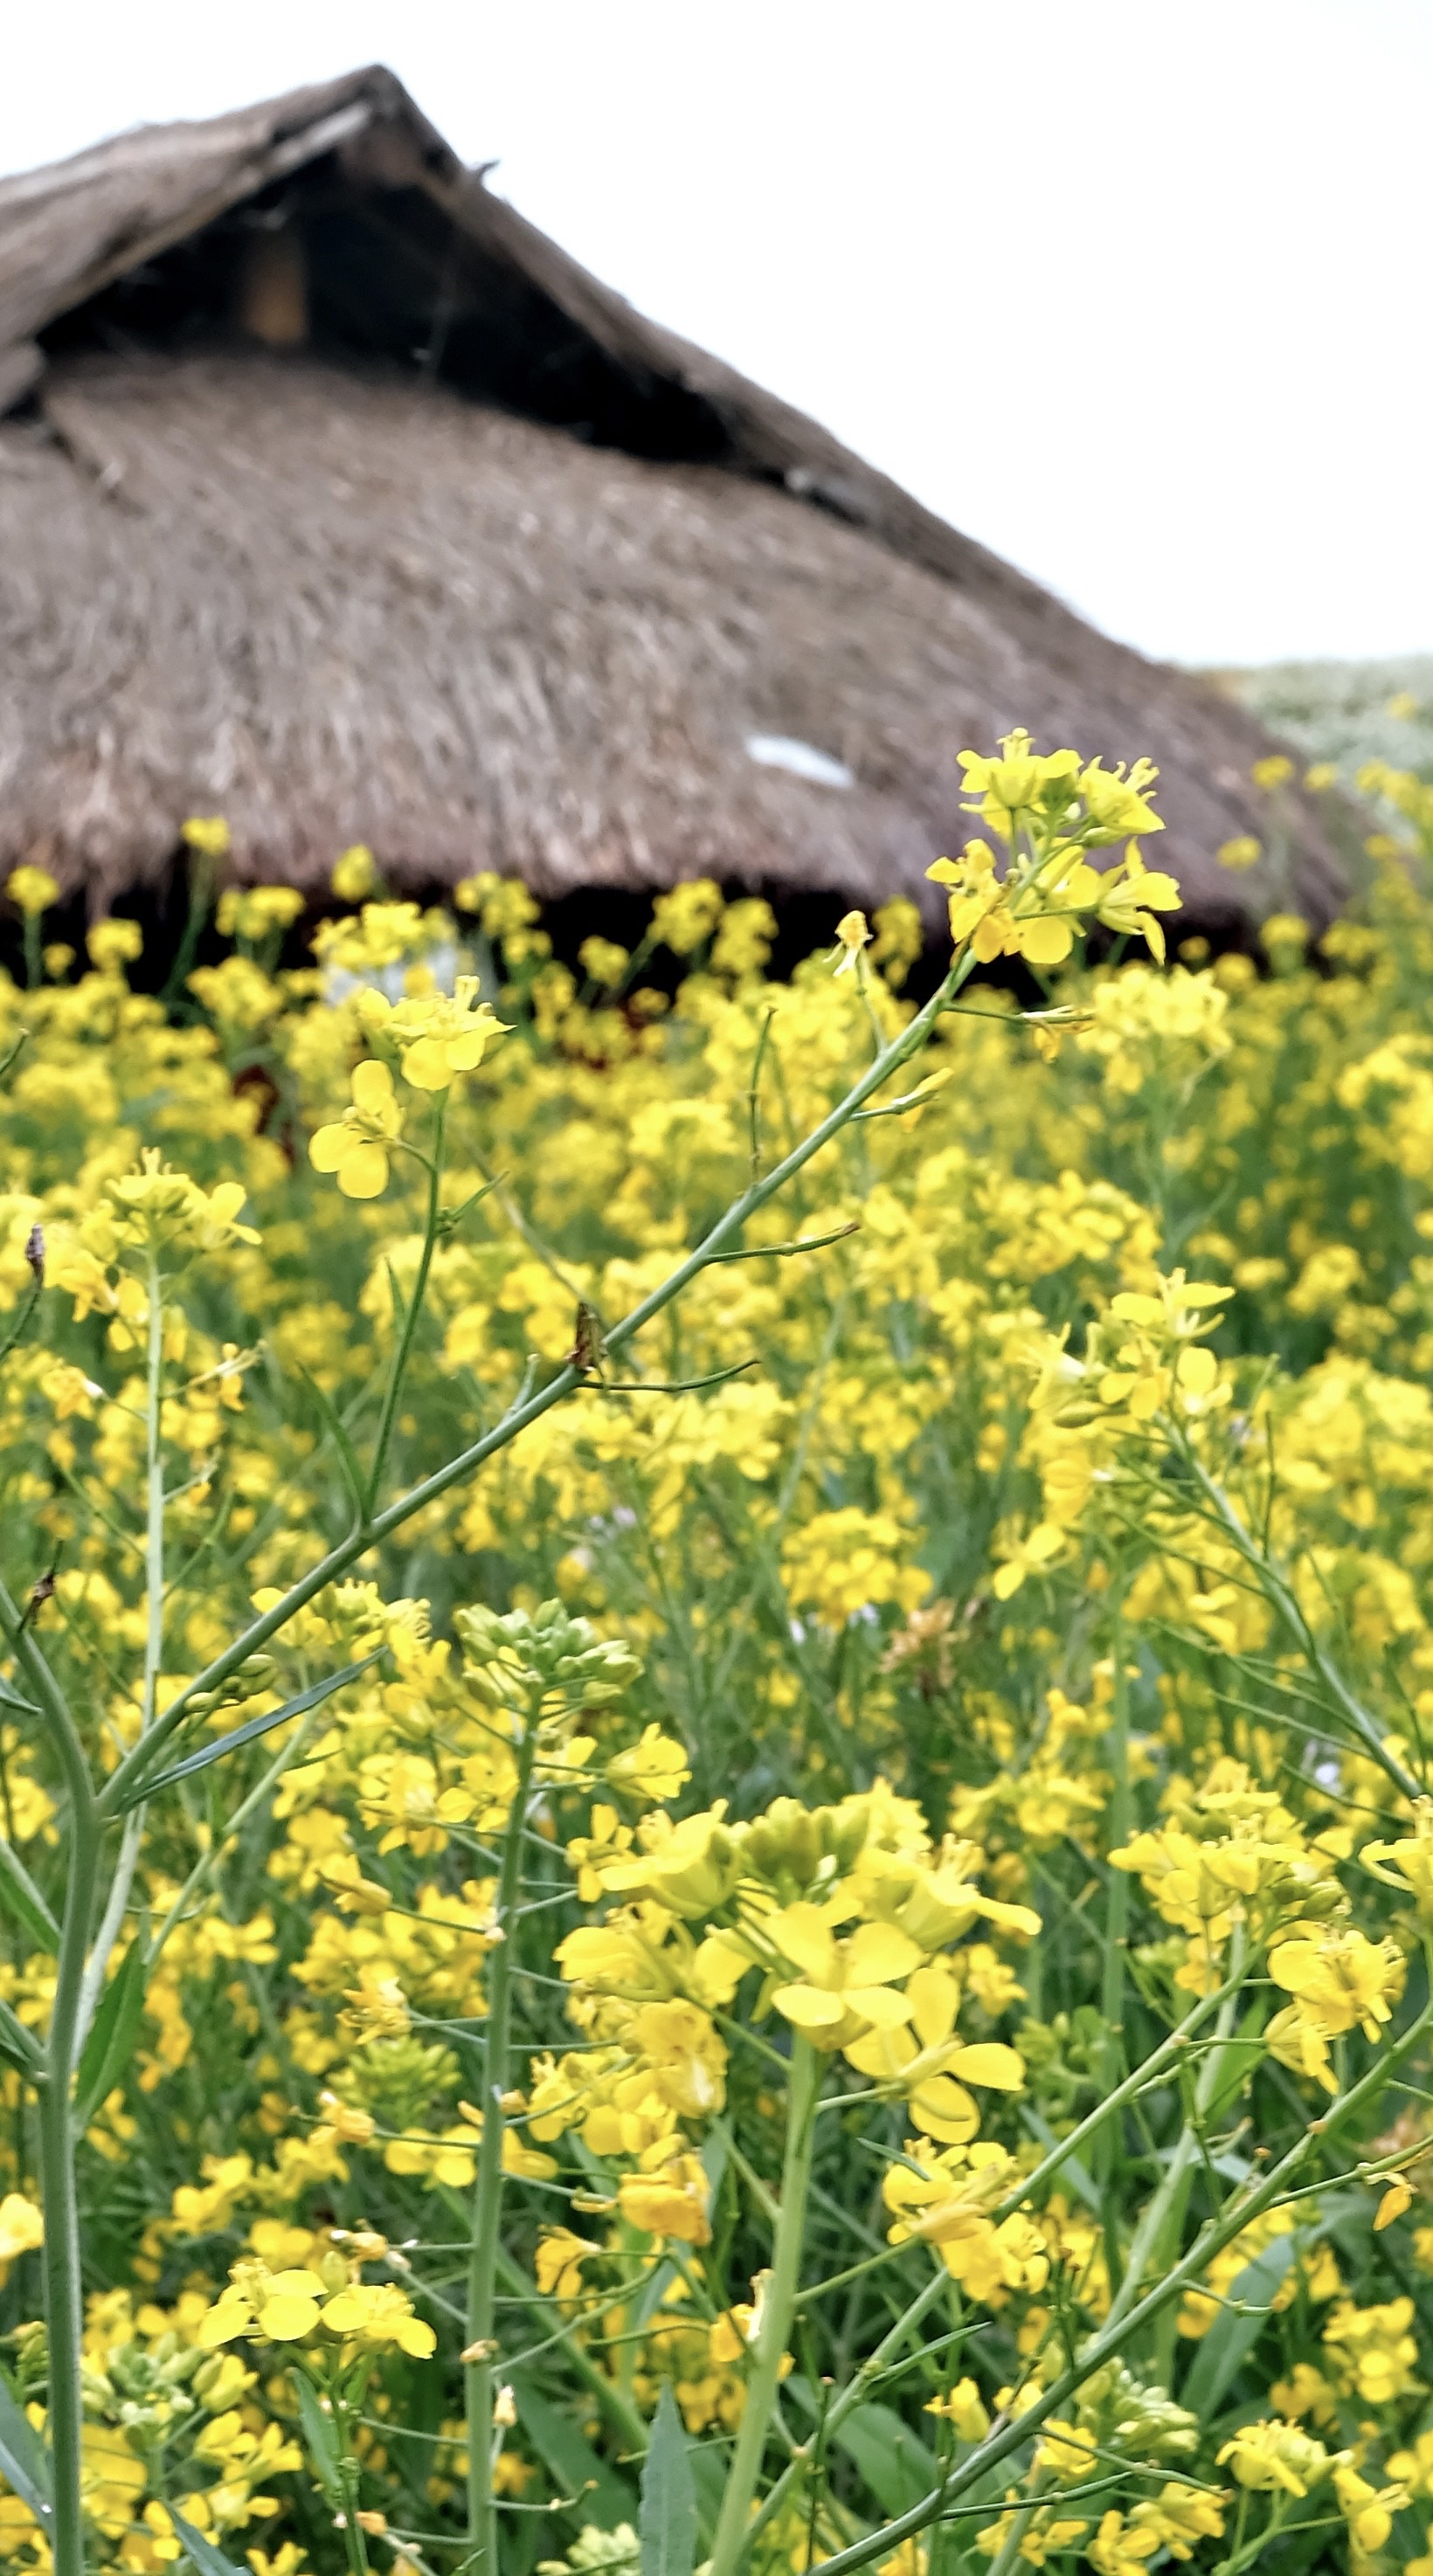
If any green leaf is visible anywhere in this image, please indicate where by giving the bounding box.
[685,2443,726,2546]
[0,2372,52,2524]
[74,1938,148,2131]
[168,2505,245,2576]
[117,1656,379,1808]
[297,1363,370,1530]
[0,1992,45,2080]
[0,1835,58,1952]
[510,2372,636,2530]
[640,2382,696,2576]
[1180,2233,1295,2418]
[1204,1999,1269,2121]
[632,2257,679,2332]
[0,1675,40,1717]
[830,2400,938,2518]
[294,2375,345,2505]
[1020,2107,1101,2213]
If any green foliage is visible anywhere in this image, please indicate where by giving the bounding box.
[6,752,1433,2576]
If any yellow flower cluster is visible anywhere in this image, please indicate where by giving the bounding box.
[8,744,1433,2574]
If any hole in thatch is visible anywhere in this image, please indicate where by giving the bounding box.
[38,154,734,466]
[745,735,855,790]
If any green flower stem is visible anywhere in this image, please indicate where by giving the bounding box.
[334,2386,373,2576]
[337,2514,370,2576]
[492,2243,649,2455]
[0,1585,102,2576]
[708,2035,822,2576]
[804,1979,1433,2576]
[77,1252,166,2043]
[100,950,977,1819]
[142,1248,165,1730]
[159,845,217,1009]
[749,1974,1242,2554]
[984,2468,1052,2576]
[0,1276,41,1372]
[1180,1441,1422,1803]
[745,2267,951,2556]
[0,1585,94,1842]
[366,1092,447,1515]
[1096,1612,1131,2306]
[38,1788,101,2576]
[1099,1930,1245,2345]
[465,1692,541,2574]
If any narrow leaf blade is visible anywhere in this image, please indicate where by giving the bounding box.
[510,2374,636,2530]
[119,1657,377,1808]
[0,2374,52,2522]
[294,2376,344,2505]
[1180,2234,1295,2417]
[169,2505,245,2576]
[829,2399,938,2518]
[74,1939,148,2131]
[0,1992,45,2078]
[0,1836,59,1952]
[297,1364,370,1529]
[640,2382,696,2576]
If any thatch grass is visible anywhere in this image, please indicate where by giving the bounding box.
[0,66,1355,931]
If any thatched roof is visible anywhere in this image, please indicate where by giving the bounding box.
[0,66,1347,929]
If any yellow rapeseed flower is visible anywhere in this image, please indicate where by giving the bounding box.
[5,864,59,916]
[309,1060,404,1198]
[358,977,509,1091]
[86,919,143,974]
[182,816,232,857]
[832,910,872,977]
[216,884,305,943]
[332,843,378,901]
[617,2152,711,2244]
[1216,2419,1338,2497]
[765,1904,924,2041]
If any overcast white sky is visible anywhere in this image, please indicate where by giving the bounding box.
[5,0,1430,668]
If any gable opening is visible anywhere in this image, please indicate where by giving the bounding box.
[38,154,734,466]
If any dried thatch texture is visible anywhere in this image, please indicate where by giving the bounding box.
[0,67,1348,927]
[0,350,1337,924]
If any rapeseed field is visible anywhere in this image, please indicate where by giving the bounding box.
[3,737,1433,2576]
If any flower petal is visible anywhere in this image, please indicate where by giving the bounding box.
[906,1964,960,2049]
[319,2289,370,2332]
[259,2293,321,2340]
[908,2077,980,2144]
[845,1921,924,1986]
[401,1037,453,1092]
[308,1122,349,1173]
[843,2024,917,2081]
[196,2302,252,2348]
[947,2042,1025,2091]
[351,1059,395,1112]
[1013,915,1076,966]
[975,1899,1043,1941]
[768,1904,838,1986]
[845,1984,916,2030]
[337,1142,391,1200]
[771,1981,847,2029]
